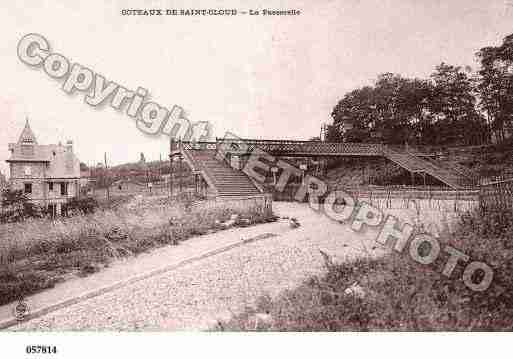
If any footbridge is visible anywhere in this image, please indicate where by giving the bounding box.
[171,139,476,191]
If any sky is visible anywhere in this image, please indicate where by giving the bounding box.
[0,0,512,176]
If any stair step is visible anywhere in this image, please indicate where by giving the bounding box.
[384,149,469,189]
[186,149,261,195]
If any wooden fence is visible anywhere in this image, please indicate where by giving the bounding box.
[272,183,479,210]
[479,178,513,213]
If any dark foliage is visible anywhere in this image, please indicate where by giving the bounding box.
[223,207,513,331]
[62,197,99,215]
[0,189,43,223]
[330,33,513,147]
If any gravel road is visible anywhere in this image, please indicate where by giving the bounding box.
[13,202,389,331]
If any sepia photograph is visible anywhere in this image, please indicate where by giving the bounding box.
[1,0,512,357]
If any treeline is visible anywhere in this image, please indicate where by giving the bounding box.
[328,33,513,146]
[81,157,192,190]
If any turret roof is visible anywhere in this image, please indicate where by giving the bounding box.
[17,118,37,144]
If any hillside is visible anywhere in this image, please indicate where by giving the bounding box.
[323,140,513,189]
[85,159,193,188]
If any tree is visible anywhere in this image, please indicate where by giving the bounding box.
[331,74,433,145]
[330,63,491,146]
[477,33,513,143]
[63,197,98,216]
[427,63,487,145]
[1,189,42,222]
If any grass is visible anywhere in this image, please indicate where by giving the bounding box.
[221,207,513,331]
[0,195,276,306]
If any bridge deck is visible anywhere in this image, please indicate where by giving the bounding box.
[175,139,437,158]
[177,140,386,157]
[171,139,473,189]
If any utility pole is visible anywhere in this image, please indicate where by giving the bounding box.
[159,154,162,195]
[159,153,163,181]
[90,161,95,197]
[320,123,328,142]
[169,138,174,198]
[104,152,110,201]
[146,161,150,188]
[179,154,183,193]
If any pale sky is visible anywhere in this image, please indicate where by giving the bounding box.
[1,0,512,176]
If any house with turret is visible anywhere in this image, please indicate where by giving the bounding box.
[6,120,81,216]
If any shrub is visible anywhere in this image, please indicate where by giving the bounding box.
[0,189,44,223]
[222,207,513,331]
[63,197,99,216]
[458,207,513,240]
[0,195,275,306]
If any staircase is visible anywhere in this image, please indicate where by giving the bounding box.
[383,149,426,173]
[184,149,262,198]
[177,141,474,191]
[383,147,473,189]
[422,157,478,188]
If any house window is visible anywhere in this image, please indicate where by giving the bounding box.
[24,183,32,194]
[61,182,68,196]
[24,166,32,176]
[49,182,54,191]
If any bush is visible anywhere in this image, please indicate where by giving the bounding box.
[63,197,99,216]
[0,189,44,223]
[0,196,275,306]
[222,207,513,331]
[458,207,513,239]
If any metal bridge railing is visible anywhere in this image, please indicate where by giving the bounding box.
[174,139,386,156]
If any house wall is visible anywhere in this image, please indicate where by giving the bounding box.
[45,144,81,178]
[9,160,80,215]
[7,124,82,216]
[10,177,79,201]
[10,162,48,202]
[10,179,46,201]
[10,162,47,178]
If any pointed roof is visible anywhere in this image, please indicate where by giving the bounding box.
[18,118,37,144]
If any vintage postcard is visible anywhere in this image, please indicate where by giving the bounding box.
[1,0,512,358]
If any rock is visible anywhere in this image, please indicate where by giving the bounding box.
[222,219,236,228]
[253,313,274,329]
[238,218,251,227]
[289,218,301,228]
[344,282,365,298]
